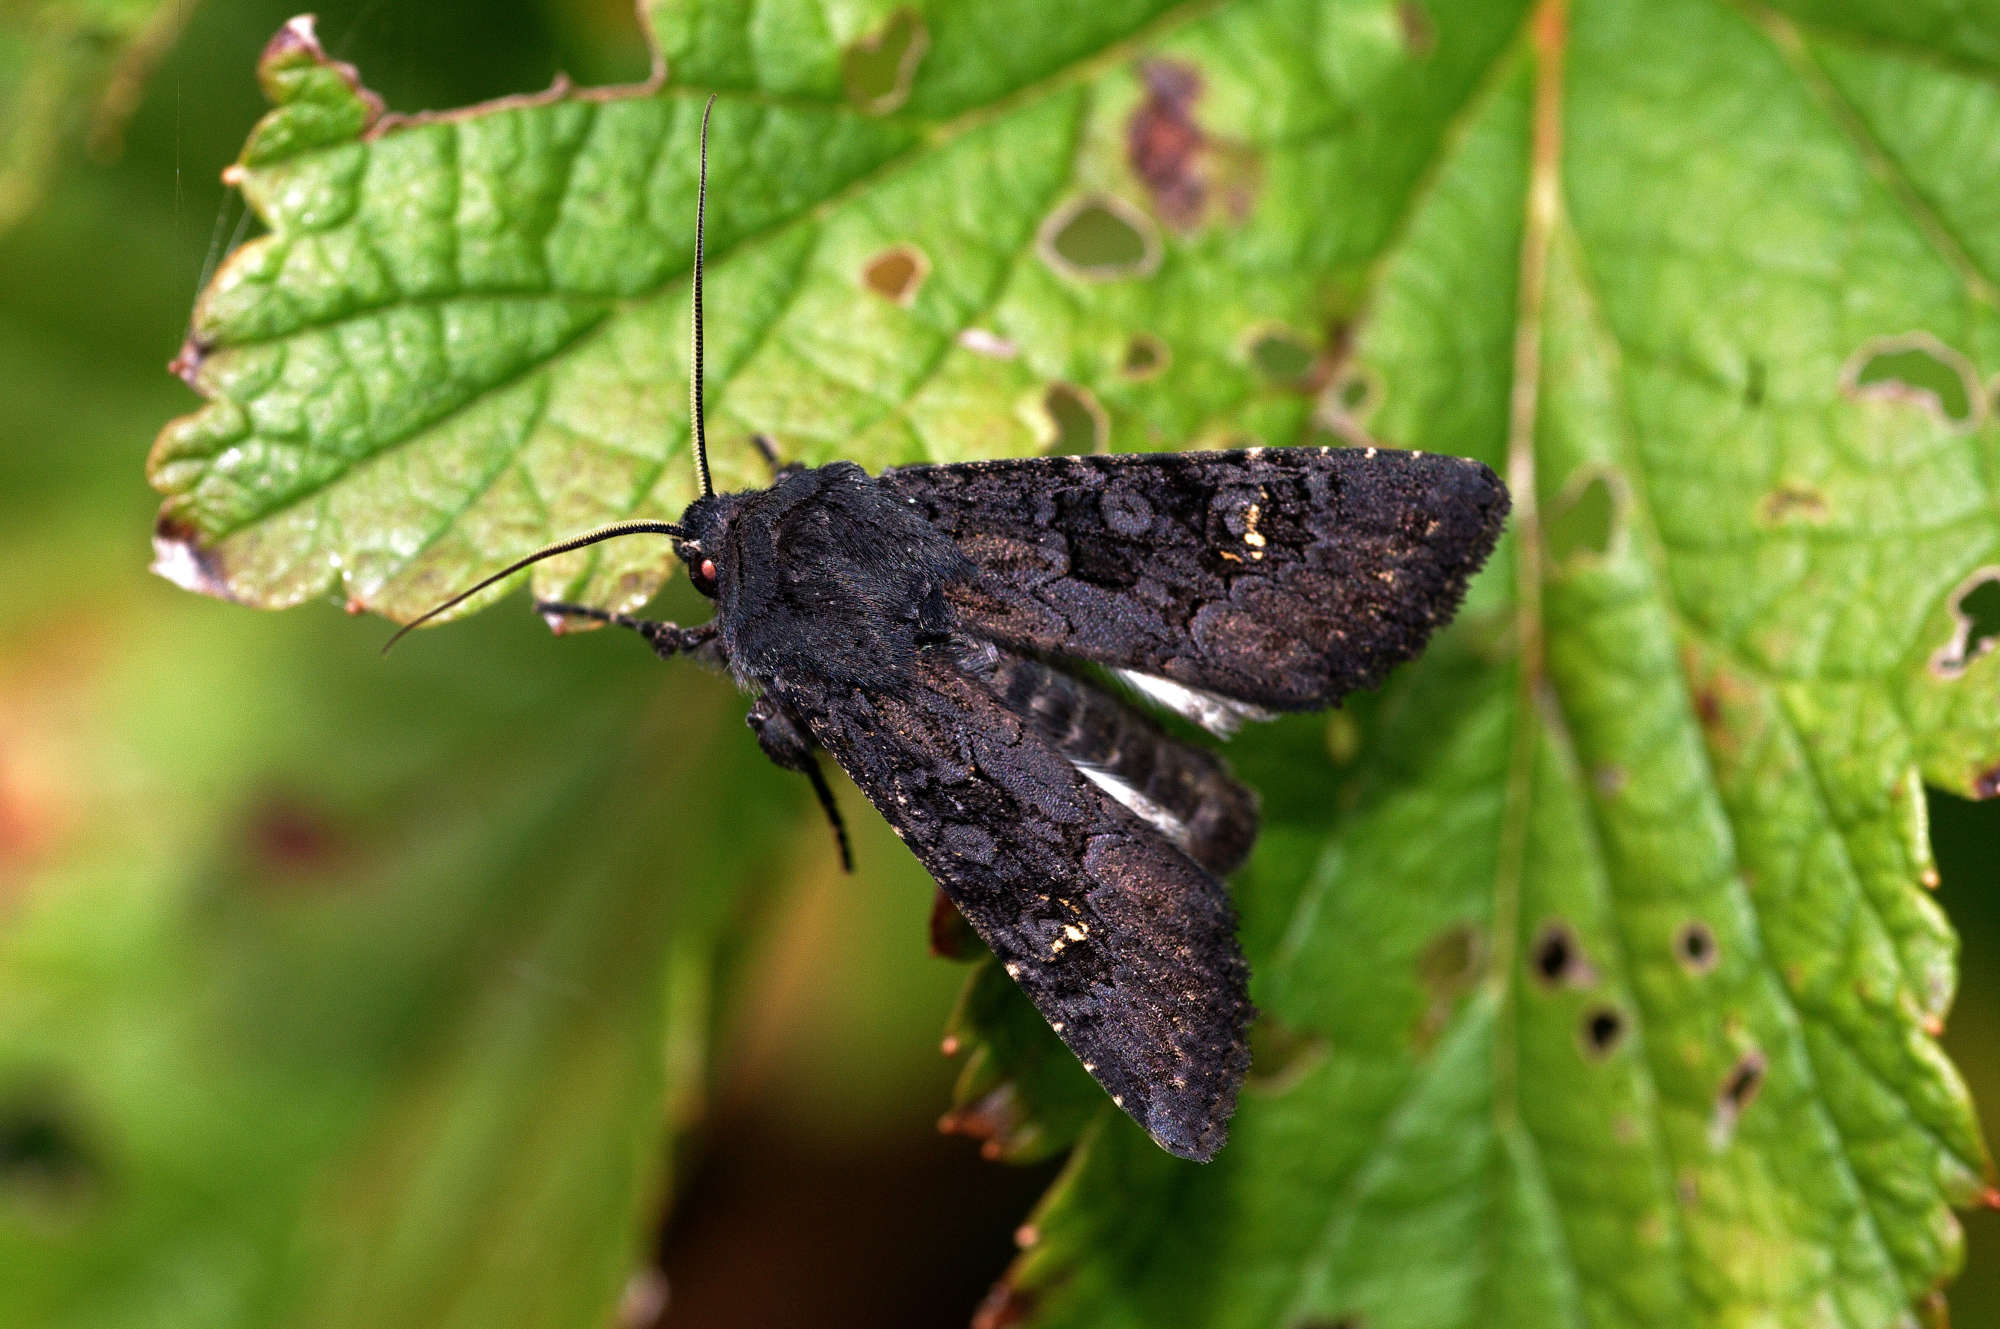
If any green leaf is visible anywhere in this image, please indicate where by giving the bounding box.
[144,2,2000,1327]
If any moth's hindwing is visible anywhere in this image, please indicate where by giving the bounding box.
[771,652,1253,1162]
[882,446,1508,712]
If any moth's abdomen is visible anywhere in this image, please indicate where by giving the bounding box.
[984,653,1258,877]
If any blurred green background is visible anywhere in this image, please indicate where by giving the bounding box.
[1,1,1996,1325]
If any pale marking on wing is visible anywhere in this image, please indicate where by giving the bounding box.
[1114,668,1277,737]
[1079,764,1189,844]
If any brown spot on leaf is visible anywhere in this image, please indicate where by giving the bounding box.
[861,244,929,304]
[1246,1015,1328,1093]
[1708,1049,1767,1148]
[1248,326,1317,386]
[149,513,235,602]
[1758,484,1829,525]
[1038,195,1160,281]
[1121,332,1168,380]
[1127,60,1207,228]
[1413,923,1483,1047]
[243,791,348,881]
[1397,1,1436,53]
[841,9,927,114]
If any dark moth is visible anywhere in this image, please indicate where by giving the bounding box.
[390,102,1509,1162]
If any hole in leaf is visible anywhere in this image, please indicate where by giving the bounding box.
[1846,333,1979,426]
[1930,569,2000,678]
[1397,1,1436,54]
[1418,923,1482,998]
[1039,196,1159,282]
[1580,1006,1626,1058]
[861,243,928,305]
[0,1097,100,1218]
[1121,333,1168,380]
[1546,472,1615,563]
[1675,921,1718,974]
[1248,327,1315,384]
[1039,383,1106,455]
[1413,923,1483,1049]
[841,9,927,114]
[1331,370,1376,414]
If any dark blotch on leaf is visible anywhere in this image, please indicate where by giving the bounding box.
[1246,1015,1328,1093]
[1721,1050,1767,1114]
[841,9,927,114]
[1041,197,1157,280]
[1127,59,1207,228]
[1581,1006,1626,1058]
[1419,922,1482,997]
[1743,358,1765,407]
[243,791,347,880]
[930,888,980,959]
[1758,485,1829,525]
[1397,1,1436,53]
[1040,383,1106,455]
[1547,472,1615,563]
[0,1097,100,1217]
[1531,922,1582,986]
[1676,921,1719,974]
[861,244,928,305]
[1848,334,1978,426]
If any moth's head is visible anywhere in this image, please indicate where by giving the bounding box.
[672,491,742,600]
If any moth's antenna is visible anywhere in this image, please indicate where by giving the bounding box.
[690,93,717,498]
[381,519,687,654]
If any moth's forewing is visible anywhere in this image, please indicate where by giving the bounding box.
[882,447,1508,711]
[771,654,1252,1162]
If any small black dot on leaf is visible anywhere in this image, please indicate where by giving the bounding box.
[1580,1006,1626,1058]
[1675,921,1718,974]
[1721,1050,1766,1111]
[1531,922,1584,987]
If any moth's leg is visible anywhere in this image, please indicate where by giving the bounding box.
[750,433,805,482]
[534,600,724,667]
[745,694,853,872]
